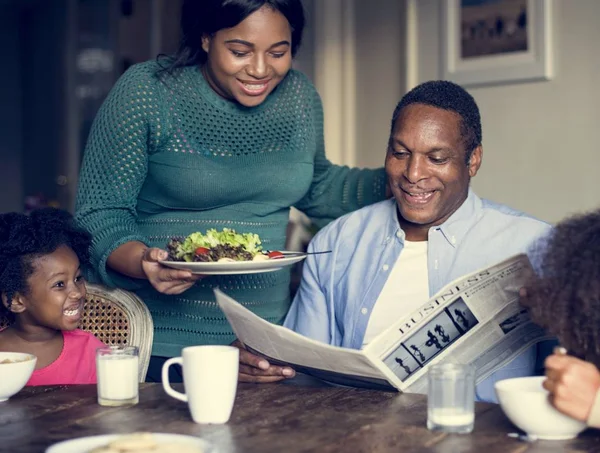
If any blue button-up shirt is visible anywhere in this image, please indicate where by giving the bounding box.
[284,189,552,402]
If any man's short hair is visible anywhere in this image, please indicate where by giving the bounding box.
[391,81,482,162]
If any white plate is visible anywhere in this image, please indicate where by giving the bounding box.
[160,251,307,275]
[46,433,213,453]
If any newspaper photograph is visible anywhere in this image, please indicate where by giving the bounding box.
[215,253,550,392]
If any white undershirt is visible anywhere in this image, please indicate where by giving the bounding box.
[362,240,429,347]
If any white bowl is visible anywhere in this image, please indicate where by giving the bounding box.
[495,376,587,440]
[0,352,37,401]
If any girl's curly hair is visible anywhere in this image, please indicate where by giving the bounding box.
[525,209,600,367]
[0,208,92,320]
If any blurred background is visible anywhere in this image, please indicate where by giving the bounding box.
[0,0,599,225]
[0,0,183,214]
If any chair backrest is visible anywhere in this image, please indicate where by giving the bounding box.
[0,283,153,383]
[81,283,153,382]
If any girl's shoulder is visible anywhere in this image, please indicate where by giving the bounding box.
[0,326,14,349]
[64,329,105,349]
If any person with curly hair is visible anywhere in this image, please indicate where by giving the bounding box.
[0,208,105,385]
[523,209,600,428]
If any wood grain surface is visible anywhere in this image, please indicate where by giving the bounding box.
[2,381,599,452]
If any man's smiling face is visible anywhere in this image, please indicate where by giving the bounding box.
[385,103,482,241]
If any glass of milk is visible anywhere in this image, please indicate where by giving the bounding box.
[427,363,475,434]
[96,345,139,406]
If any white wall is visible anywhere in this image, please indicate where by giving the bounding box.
[311,0,407,169]
[354,0,406,169]
[415,0,600,223]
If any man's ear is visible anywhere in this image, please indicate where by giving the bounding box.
[2,292,26,314]
[201,34,211,54]
[468,145,483,178]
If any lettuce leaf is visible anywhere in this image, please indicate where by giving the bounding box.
[174,228,262,261]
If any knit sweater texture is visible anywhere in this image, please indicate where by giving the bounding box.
[75,61,387,357]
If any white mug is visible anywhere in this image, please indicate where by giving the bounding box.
[162,345,239,424]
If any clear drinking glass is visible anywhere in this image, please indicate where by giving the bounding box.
[427,363,475,434]
[96,345,139,406]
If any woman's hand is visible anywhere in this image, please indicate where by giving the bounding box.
[232,339,295,383]
[141,247,203,295]
[543,353,600,422]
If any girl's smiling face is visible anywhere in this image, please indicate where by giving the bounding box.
[14,245,86,332]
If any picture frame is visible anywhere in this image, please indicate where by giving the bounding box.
[441,0,553,87]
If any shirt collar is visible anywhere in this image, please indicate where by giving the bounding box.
[433,188,482,248]
[384,188,482,248]
[382,198,404,245]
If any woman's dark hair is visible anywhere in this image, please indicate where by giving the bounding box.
[158,0,305,75]
[524,209,600,367]
[0,208,91,320]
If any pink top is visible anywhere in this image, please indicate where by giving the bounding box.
[26,329,105,386]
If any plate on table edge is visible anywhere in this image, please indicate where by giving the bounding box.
[159,251,308,275]
[45,433,213,453]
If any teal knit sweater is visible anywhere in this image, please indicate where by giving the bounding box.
[75,61,387,357]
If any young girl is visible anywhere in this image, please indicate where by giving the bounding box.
[523,209,600,428]
[0,208,105,385]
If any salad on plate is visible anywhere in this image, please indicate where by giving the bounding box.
[166,228,284,263]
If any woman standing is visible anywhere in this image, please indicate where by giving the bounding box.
[75,0,388,380]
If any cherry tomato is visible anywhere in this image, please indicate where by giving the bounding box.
[267,251,285,259]
[195,247,210,255]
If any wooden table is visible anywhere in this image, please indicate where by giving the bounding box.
[2,380,599,452]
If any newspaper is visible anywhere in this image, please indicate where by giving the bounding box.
[215,253,551,392]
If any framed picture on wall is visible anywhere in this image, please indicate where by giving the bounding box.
[442,0,553,87]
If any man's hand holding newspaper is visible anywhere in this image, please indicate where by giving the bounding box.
[217,254,550,392]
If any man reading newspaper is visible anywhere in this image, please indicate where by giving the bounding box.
[235,80,551,402]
